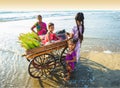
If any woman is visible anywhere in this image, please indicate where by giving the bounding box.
[68,12,84,62]
[31,15,47,35]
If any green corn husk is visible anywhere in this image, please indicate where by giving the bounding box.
[18,32,41,50]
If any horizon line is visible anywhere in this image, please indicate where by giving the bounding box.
[0,9,120,11]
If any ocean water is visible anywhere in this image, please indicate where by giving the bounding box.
[0,10,120,87]
[1,10,120,52]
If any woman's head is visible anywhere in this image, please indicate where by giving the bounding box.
[75,12,84,25]
[37,15,42,22]
[68,38,77,51]
[48,23,54,32]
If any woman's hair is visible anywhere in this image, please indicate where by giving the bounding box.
[38,15,42,18]
[75,12,84,34]
[75,12,84,43]
[48,22,54,29]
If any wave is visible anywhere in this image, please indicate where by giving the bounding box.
[0,11,76,22]
[0,47,17,54]
[0,16,35,22]
[103,50,112,54]
[1,10,119,22]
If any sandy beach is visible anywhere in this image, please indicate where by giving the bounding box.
[0,11,120,88]
[23,51,120,88]
[81,51,120,87]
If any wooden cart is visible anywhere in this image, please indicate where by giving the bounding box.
[24,40,68,79]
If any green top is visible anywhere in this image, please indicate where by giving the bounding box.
[35,22,41,31]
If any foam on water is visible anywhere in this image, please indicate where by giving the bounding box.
[103,50,112,54]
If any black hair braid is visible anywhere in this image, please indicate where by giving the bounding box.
[77,23,83,43]
[82,20,84,34]
[75,12,84,43]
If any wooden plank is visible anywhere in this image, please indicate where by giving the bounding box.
[26,40,68,56]
[26,45,67,60]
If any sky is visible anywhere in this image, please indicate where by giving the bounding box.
[0,0,120,11]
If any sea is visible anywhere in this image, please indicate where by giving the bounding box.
[0,10,120,87]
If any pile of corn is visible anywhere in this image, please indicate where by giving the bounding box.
[18,32,41,50]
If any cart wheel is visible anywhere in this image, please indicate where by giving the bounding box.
[51,48,65,61]
[60,46,69,68]
[28,54,56,79]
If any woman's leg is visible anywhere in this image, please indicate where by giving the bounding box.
[75,45,80,62]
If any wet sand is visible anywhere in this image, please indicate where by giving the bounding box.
[0,50,120,88]
[81,51,120,87]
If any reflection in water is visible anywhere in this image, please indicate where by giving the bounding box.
[0,48,93,88]
[0,50,29,88]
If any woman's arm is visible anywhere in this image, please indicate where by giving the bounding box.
[66,32,74,39]
[56,35,61,40]
[69,33,74,38]
[31,25,37,34]
[54,33,61,40]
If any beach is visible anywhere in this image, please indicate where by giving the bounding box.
[0,10,120,88]
[81,52,120,87]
